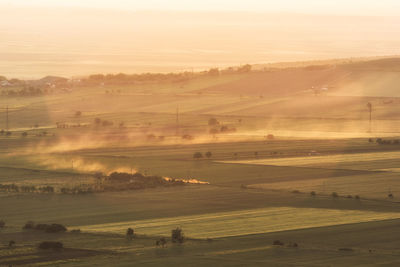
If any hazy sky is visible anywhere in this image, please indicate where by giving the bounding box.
[1,0,400,78]
[2,0,400,15]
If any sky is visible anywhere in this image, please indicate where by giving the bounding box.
[1,0,400,78]
[2,0,400,16]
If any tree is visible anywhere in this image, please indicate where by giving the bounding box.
[266,134,275,140]
[156,237,167,248]
[208,118,219,126]
[8,240,15,248]
[208,68,220,76]
[126,228,134,240]
[21,132,28,137]
[75,111,82,117]
[273,240,284,246]
[193,152,203,159]
[102,120,113,127]
[171,227,185,243]
[89,74,105,81]
[205,151,212,158]
[220,125,229,132]
[238,64,252,73]
[23,221,35,230]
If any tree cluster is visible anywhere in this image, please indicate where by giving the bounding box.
[0,184,54,193]
[375,138,400,145]
[23,221,67,233]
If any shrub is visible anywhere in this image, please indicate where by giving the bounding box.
[355,195,360,200]
[70,229,81,233]
[292,190,300,194]
[182,134,194,140]
[310,191,316,196]
[45,224,67,233]
[38,241,63,250]
[273,240,284,246]
[171,227,185,243]
[346,195,353,199]
[102,120,113,127]
[0,220,5,228]
[21,132,28,137]
[205,151,212,158]
[23,221,35,230]
[338,248,354,252]
[8,240,15,248]
[193,152,203,159]
[388,193,394,199]
[332,192,339,198]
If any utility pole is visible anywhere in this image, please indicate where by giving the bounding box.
[6,105,8,131]
[367,102,372,132]
[176,105,179,136]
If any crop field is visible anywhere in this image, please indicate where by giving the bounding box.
[77,207,400,238]
[221,150,400,170]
